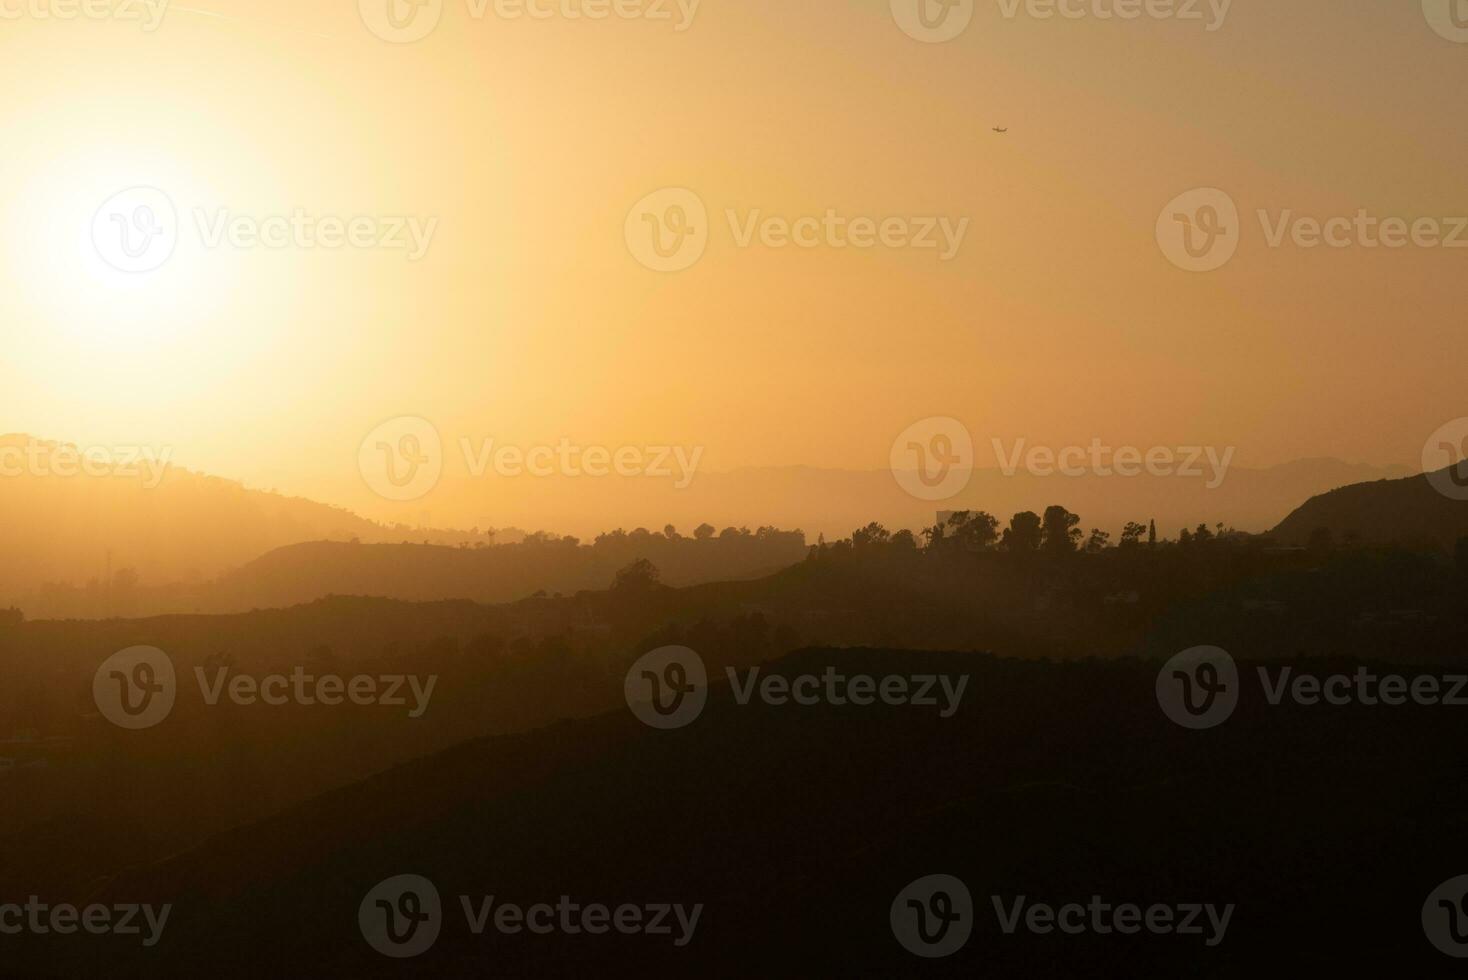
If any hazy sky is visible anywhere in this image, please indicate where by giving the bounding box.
[3,0,1464,526]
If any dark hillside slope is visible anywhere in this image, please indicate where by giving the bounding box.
[19,649,1468,979]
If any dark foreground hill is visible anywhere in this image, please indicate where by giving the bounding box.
[1271,462,1468,551]
[22,529,809,620]
[12,648,1468,979]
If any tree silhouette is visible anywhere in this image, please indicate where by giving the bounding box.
[612,558,661,593]
[1001,511,1043,553]
[1041,505,1082,555]
[852,522,891,549]
[928,511,999,553]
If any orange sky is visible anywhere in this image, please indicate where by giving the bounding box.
[2,0,1464,528]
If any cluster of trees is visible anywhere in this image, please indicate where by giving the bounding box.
[812,508,1249,560]
[459,524,806,551]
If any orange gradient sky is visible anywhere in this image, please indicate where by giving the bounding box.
[2,0,1464,528]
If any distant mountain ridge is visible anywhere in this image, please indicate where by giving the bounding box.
[1270,461,1468,550]
[0,433,482,608]
[0,432,1421,618]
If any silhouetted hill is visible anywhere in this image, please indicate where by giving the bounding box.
[3,432,1414,621]
[4,539,1463,966]
[15,648,1467,978]
[1270,462,1468,550]
[0,434,482,608]
[202,532,806,613]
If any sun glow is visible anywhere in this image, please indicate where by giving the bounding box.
[10,148,232,352]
